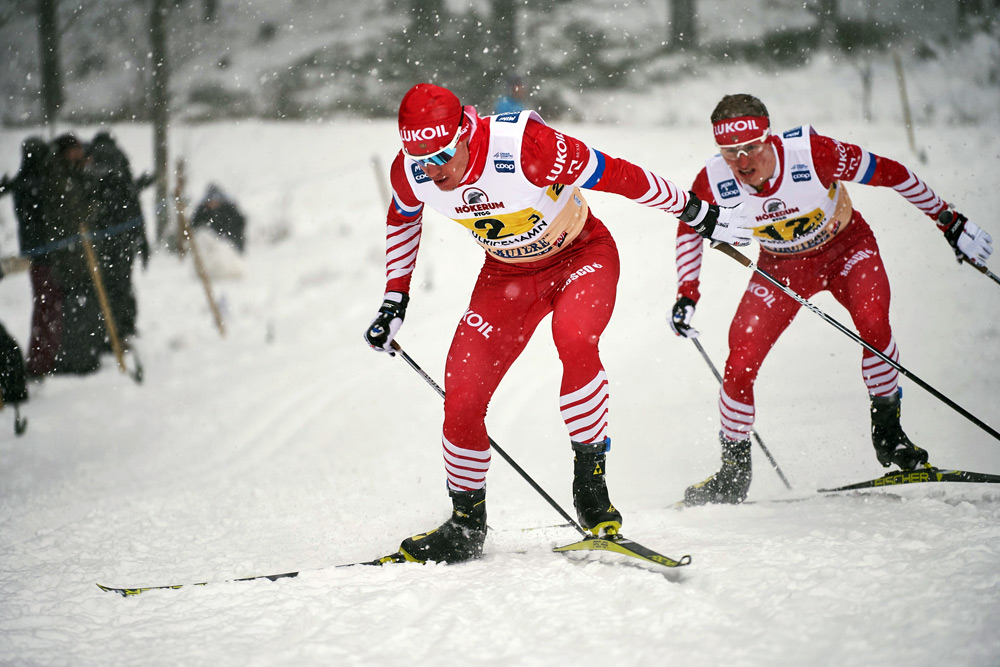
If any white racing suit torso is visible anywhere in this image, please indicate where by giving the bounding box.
[400,111,589,264]
[705,125,853,256]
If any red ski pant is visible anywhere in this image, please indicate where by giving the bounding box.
[26,262,64,377]
[721,219,897,441]
[442,218,620,490]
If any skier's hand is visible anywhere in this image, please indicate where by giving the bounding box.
[668,296,699,338]
[364,291,408,354]
[939,209,993,267]
[679,192,753,247]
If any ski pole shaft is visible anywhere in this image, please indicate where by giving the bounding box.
[965,260,1000,286]
[713,243,1000,443]
[390,340,587,536]
[690,338,792,489]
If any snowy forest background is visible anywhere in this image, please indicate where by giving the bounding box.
[1,2,1000,666]
[2,0,999,127]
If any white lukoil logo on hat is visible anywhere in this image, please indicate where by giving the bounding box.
[714,118,761,137]
[401,124,450,143]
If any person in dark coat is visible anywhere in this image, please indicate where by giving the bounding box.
[86,131,149,342]
[191,183,247,253]
[45,133,103,375]
[4,136,66,377]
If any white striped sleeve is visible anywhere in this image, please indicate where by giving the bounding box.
[891,167,945,217]
[633,167,690,216]
[676,228,704,289]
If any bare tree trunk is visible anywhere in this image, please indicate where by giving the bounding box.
[150,0,171,244]
[410,0,443,38]
[816,0,839,44]
[37,0,63,125]
[489,0,518,97]
[669,0,697,51]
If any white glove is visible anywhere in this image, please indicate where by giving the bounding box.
[956,221,993,266]
[939,210,993,266]
[678,193,753,247]
[711,202,754,247]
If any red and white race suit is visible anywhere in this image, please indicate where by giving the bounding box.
[383,106,690,491]
[674,125,948,442]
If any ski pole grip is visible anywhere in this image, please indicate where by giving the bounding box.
[711,242,753,268]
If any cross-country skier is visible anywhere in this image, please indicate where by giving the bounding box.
[670,93,994,505]
[365,82,753,562]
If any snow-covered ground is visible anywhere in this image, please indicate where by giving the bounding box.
[1,61,1000,665]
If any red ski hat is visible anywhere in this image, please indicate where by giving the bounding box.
[398,83,463,157]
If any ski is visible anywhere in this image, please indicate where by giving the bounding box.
[97,533,690,597]
[817,465,1000,493]
[96,553,406,597]
[553,533,692,569]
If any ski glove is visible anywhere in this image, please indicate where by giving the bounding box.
[679,192,754,247]
[364,291,409,354]
[938,209,993,266]
[668,296,699,338]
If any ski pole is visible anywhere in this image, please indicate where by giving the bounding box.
[390,340,587,536]
[712,243,1000,443]
[690,338,792,489]
[964,259,1000,287]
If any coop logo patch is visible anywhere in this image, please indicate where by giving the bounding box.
[718,178,740,199]
[791,163,812,182]
[411,163,431,183]
[494,160,516,173]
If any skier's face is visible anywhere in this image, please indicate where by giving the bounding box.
[723,140,776,190]
[416,138,469,191]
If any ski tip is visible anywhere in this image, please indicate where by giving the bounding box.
[96,583,144,597]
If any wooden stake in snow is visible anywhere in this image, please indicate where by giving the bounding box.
[175,158,226,337]
[893,51,927,164]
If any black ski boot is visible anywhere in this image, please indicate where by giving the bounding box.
[572,439,622,536]
[399,487,487,564]
[871,389,928,470]
[684,436,752,506]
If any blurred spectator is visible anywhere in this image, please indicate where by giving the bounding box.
[494,75,528,114]
[191,183,247,253]
[87,131,150,343]
[3,136,67,377]
[45,133,102,375]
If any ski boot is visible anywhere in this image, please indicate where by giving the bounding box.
[398,487,487,564]
[871,389,928,470]
[684,435,752,506]
[572,438,622,536]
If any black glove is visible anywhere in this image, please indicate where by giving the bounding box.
[364,292,409,354]
[679,192,753,247]
[938,208,993,266]
[668,296,699,338]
